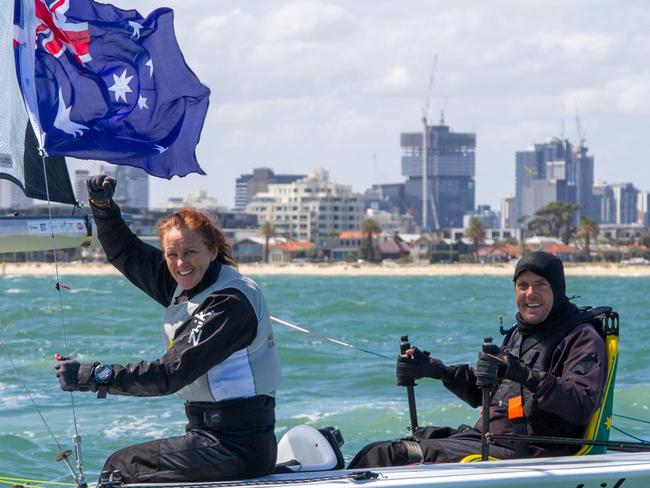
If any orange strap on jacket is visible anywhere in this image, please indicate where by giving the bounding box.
[508,396,524,420]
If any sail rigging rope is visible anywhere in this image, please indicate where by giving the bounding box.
[0,476,85,488]
[37,152,86,485]
[613,413,650,425]
[0,153,84,484]
[0,339,67,454]
[270,316,392,361]
[40,152,82,438]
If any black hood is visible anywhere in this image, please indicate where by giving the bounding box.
[513,251,570,325]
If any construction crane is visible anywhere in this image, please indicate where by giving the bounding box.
[575,102,586,148]
[421,54,439,231]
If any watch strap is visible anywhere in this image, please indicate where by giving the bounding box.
[96,385,109,399]
[78,362,99,392]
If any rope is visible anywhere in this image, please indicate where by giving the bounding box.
[270,316,392,361]
[38,153,85,485]
[0,480,47,488]
[610,425,650,444]
[613,413,650,425]
[0,477,80,488]
[0,340,66,455]
[39,152,81,437]
[0,477,77,486]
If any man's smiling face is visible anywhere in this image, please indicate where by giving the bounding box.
[515,271,554,324]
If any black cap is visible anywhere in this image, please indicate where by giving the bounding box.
[513,251,568,315]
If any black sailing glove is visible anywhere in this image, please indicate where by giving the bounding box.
[475,351,540,391]
[396,347,452,386]
[55,359,97,393]
[87,175,116,208]
[475,352,503,387]
[501,352,541,391]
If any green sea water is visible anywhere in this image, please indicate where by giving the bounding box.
[1,273,649,481]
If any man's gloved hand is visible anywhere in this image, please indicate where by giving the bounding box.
[396,347,451,386]
[475,351,540,391]
[54,359,97,392]
[475,352,504,387]
[501,352,540,390]
[87,175,116,208]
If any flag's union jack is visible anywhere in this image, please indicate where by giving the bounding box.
[35,0,91,63]
[13,0,210,179]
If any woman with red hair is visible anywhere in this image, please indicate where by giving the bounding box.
[55,175,281,484]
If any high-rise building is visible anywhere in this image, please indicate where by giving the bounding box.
[0,178,32,209]
[400,123,475,230]
[364,183,407,214]
[462,204,499,229]
[248,168,364,241]
[611,183,639,225]
[100,165,149,209]
[638,191,650,227]
[73,169,89,204]
[515,138,594,226]
[500,195,516,230]
[593,181,616,224]
[593,181,639,225]
[235,168,305,211]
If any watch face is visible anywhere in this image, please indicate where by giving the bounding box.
[94,364,114,384]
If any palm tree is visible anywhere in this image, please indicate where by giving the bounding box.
[361,219,381,262]
[576,217,599,261]
[527,201,582,244]
[464,218,487,263]
[259,221,275,263]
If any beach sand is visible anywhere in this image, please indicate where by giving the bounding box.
[2,261,650,277]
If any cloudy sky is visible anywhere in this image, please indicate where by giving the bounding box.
[101,0,649,209]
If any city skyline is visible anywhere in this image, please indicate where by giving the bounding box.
[67,0,649,209]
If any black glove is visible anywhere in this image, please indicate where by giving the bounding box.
[475,352,504,387]
[396,347,451,386]
[475,351,539,391]
[87,175,116,208]
[55,359,97,392]
[501,352,540,390]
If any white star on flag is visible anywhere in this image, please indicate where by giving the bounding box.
[54,87,88,137]
[109,69,134,103]
[145,59,154,78]
[138,95,149,109]
[129,21,143,40]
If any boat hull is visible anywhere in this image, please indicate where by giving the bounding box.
[0,216,94,253]
[123,452,650,488]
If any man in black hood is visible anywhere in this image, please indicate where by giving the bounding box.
[348,251,607,468]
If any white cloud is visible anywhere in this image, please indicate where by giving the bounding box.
[365,66,411,94]
[261,1,355,42]
[106,0,650,208]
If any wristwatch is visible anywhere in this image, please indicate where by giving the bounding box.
[93,363,114,399]
[93,363,114,384]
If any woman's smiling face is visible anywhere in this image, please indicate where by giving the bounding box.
[162,226,218,290]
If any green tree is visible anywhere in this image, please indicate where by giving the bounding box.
[464,217,487,263]
[576,217,599,261]
[259,221,275,263]
[527,202,582,244]
[639,231,650,249]
[361,219,381,262]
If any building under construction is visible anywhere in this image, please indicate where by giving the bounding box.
[515,138,595,227]
[400,123,476,230]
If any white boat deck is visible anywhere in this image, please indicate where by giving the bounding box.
[127,452,650,488]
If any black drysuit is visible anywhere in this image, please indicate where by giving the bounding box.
[91,202,279,483]
[348,305,607,468]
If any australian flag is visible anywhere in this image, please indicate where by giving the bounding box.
[13,0,210,179]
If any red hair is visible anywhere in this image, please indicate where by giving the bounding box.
[157,208,238,269]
